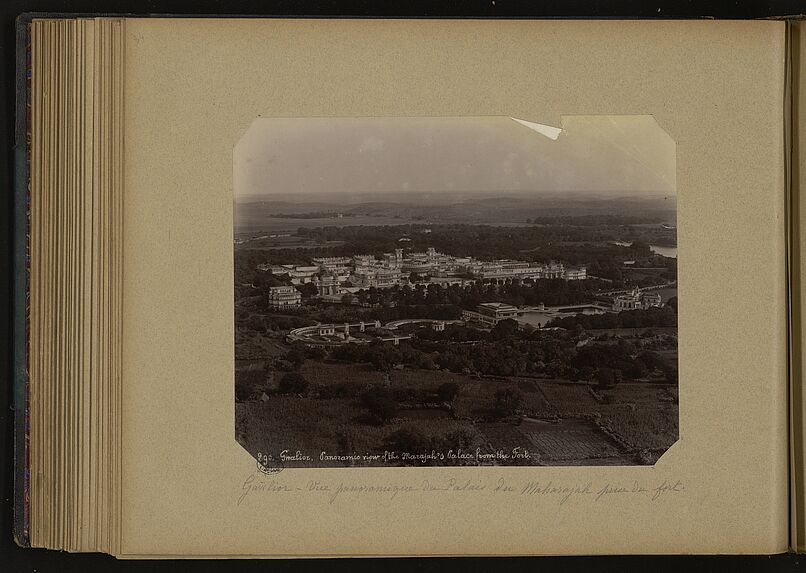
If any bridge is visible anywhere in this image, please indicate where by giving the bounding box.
[287,318,461,347]
[379,335,413,346]
[384,318,464,330]
[287,320,382,343]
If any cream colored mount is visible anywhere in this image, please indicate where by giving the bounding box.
[28,18,124,553]
[19,17,796,557]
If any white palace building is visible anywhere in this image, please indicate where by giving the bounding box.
[259,247,587,300]
[461,302,521,327]
[612,287,663,312]
[267,285,303,309]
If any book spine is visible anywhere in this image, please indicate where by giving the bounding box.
[793,19,806,555]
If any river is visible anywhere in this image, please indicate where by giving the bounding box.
[518,305,607,328]
[649,245,677,259]
[612,241,677,259]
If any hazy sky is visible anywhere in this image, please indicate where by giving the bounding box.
[234,116,675,200]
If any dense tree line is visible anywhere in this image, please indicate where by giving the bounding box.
[235,310,316,334]
[323,313,676,383]
[526,215,668,226]
[270,211,356,219]
[547,305,677,330]
[356,278,617,311]
[233,249,289,300]
[294,223,675,266]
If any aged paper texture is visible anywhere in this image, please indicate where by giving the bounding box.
[121,19,788,556]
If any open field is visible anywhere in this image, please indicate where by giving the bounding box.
[519,418,632,465]
[587,326,677,336]
[236,361,678,467]
[236,396,485,467]
[299,361,388,388]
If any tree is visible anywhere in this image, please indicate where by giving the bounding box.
[663,366,679,384]
[360,386,398,424]
[235,369,265,402]
[638,351,663,372]
[366,344,398,372]
[285,347,307,368]
[278,372,309,395]
[627,359,649,380]
[418,355,437,370]
[494,387,522,417]
[579,366,596,381]
[437,382,460,403]
[385,425,431,453]
[274,359,295,372]
[295,282,318,297]
[491,318,519,339]
[629,240,652,257]
[303,345,327,360]
[596,367,615,389]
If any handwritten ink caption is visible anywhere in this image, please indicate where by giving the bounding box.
[240,467,684,507]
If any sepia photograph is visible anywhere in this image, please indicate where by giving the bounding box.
[233,116,678,467]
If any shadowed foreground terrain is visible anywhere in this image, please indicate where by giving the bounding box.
[236,361,678,467]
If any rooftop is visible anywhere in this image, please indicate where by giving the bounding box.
[479,302,518,310]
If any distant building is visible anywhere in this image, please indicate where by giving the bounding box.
[478,260,530,279]
[350,267,405,288]
[267,286,302,309]
[612,287,663,312]
[429,277,472,288]
[642,291,663,307]
[263,264,318,284]
[311,256,352,275]
[462,302,520,327]
[317,274,342,296]
[318,325,336,336]
[260,246,586,304]
[287,266,319,285]
[564,267,587,280]
[477,302,519,319]
[541,262,566,279]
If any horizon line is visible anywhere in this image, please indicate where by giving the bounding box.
[235,190,677,202]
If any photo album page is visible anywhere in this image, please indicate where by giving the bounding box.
[116,19,788,556]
